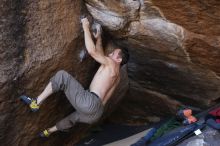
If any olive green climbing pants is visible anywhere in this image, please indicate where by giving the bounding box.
[50,70,104,131]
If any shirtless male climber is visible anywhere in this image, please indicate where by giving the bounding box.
[19,17,129,137]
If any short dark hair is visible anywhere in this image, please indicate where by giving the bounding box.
[107,40,129,66]
[118,47,129,66]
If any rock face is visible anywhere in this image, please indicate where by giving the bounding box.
[85,0,220,123]
[1,0,220,145]
[0,0,128,145]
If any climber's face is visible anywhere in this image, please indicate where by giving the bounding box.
[108,49,122,64]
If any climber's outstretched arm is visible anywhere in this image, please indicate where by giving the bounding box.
[81,18,108,65]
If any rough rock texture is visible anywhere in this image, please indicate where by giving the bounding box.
[0,0,128,146]
[1,0,220,145]
[85,0,220,123]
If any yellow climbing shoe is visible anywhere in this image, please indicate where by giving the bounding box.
[39,129,50,138]
[19,95,39,112]
[29,99,39,112]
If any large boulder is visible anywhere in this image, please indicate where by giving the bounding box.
[85,0,220,123]
[0,0,128,145]
[1,0,220,145]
